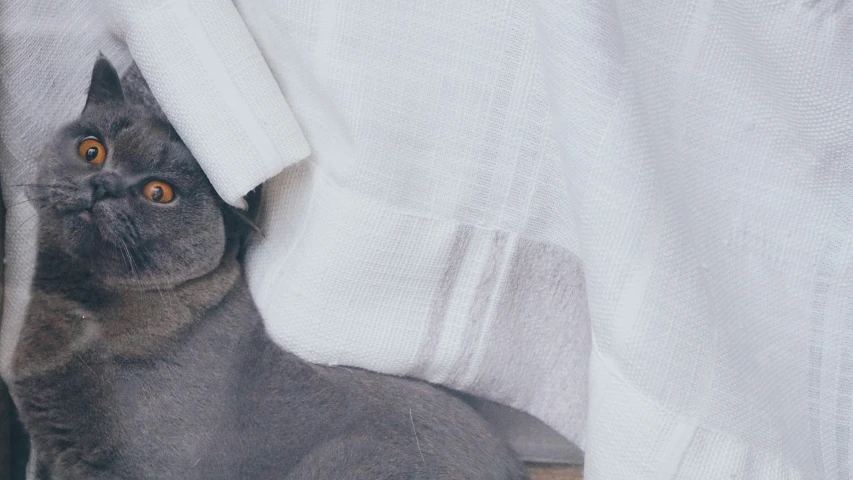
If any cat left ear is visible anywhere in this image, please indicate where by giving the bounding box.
[83,54,124,112]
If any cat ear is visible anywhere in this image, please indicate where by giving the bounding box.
[83,54,124,111]
[222,185,264,263]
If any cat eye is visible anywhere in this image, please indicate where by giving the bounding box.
[142,181,175,204]
[78,137,106,165]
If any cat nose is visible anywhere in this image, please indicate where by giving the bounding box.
[90,172,125,201]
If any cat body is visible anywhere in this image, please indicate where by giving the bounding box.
[9,57,527,480]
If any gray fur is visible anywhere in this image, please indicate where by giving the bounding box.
[9,56,527,480]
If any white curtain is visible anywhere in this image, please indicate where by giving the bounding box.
[2,1,852,478]
[538,2,852,478]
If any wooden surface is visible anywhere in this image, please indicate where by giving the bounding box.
[527,464,583,480]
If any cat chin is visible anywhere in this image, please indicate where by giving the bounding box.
[59,207,125,252]
[59,215,99,251]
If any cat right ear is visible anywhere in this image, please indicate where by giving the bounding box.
[83,54,124,112]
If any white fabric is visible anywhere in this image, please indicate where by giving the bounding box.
[540,2,853,478]
[2,1,853,479]
[0,0,589,461]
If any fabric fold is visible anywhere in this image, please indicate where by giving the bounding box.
[99,0,310,207]
[247,160,590,447]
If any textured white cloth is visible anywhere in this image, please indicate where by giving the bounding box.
[2,0,853,479]
[538,1,853,478]
[0,0,589,462]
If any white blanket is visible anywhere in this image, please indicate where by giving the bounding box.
[2,1,853,479]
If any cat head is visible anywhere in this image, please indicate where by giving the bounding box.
[31,56,259,291]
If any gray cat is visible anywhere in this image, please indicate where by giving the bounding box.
[9,57,528,480]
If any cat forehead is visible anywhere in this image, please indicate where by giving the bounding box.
[70,108,200,175]
[112,128,196,174]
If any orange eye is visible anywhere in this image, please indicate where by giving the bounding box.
[142,181,174,204]
[78,137,106,165]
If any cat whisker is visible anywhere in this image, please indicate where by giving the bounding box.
[8,183,78,190]
[409,408,425,463]
[231,210,265,237]
[115,238,133,277]
[76,355,96,375]
[122,241,174,310]
[132,242,180,311]
[116,238,146,292]
[119,240,140,284]
[5,196,52,209]
[9,204,51,237]
[123,213,142,245]
[9,213,40,237]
